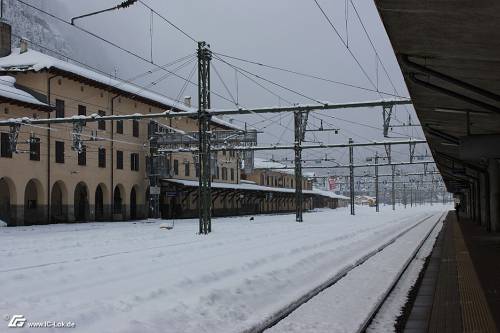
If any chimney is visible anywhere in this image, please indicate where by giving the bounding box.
[184,96,192,107]
[0,19,11,57]
[19,38,28,54]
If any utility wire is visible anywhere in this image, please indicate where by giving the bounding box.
[175,62,197,102]
[213,54,324,104]
[13,0,235,107]
[213,52,409,99]
[211,62,238,107]
[138,0,197,43]
[348,0,413,125]
[214,57,294,105]
[312,0,379,93]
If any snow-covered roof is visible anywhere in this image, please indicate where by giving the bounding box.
[0,75,48,107]
[254,157,289,170]
[253,157,315,178]
[163,178,349,200]
[312,189,350,200]
[0,48,241,130]
[210,116,244,131]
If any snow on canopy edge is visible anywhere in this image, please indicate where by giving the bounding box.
[163,178,349,200]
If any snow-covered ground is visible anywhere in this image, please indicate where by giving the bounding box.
[268,207,445,333]
[0,205,450,333]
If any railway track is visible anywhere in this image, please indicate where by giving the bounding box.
[241,211,446,333]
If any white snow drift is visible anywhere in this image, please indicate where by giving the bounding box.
[0,205,449,333]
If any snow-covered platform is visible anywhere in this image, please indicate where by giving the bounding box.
[0,205,449,332]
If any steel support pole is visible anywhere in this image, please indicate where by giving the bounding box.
[197,41,212,234]
[349,138,355,215]
[403,183,407,208]
[148,122,160,219]
[430,183,434,206]
[294,111,304,222]
[410,185,413,207]
[391,165,396,210]
[375,152,379,212]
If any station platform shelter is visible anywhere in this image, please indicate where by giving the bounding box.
[158,179,348,219]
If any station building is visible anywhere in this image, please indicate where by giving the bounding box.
[0,36,347,226]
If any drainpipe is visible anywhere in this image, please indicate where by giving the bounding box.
[110,95,119,220]
[47,74,59,223]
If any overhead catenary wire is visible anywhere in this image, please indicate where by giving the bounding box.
[213,54,325,105]
[10,1,431,180]
[9,32,198,108]
[215,58,294,105]
[212,52,409,99]
[12,0,239,108]
[137,0,197,43]
[211,62,238,107]
[312,0,380,94]
[348,0,413,127]
[175,62,197,102]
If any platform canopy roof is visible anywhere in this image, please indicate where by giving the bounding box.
[375,0,500,192]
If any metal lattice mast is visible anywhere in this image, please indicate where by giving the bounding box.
[375,151,379,213]
[391,165,396,210]
[197,41,212,234]
[403,183,407,208]
[294,110,308,222]
[148,122,160,219]
[349,138,355,215]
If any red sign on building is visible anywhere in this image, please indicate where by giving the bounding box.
[328,177,336,191]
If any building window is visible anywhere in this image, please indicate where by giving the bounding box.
[260,174,264,185]
[98,110,106,130]
[230,168,235,181]
[130,153,139,171]
[98,148,106,168]
[78,105,87,125]
[116,150,123,169]
[132,120,139,137]
[173,159,179,175]
[222,167,227,180]
[116,120,123,134]
[55,141,64,163]
[55,99,65,118]
[78,147,86,166]
[195,163,200,177]
[184,161,190,177]
[1,132,12,158]
[29,137,40,161]
[216,166,220,179]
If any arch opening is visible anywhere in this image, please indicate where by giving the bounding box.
[24,179,44,225]
[0,177,15,225]
[113,185,123,216]
[74,182,89,222]
[51,181,67,223]
[130,187,137,220]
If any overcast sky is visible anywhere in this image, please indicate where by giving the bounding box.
[26,0,431,179]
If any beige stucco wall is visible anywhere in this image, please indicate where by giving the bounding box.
[0,71,240,225]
